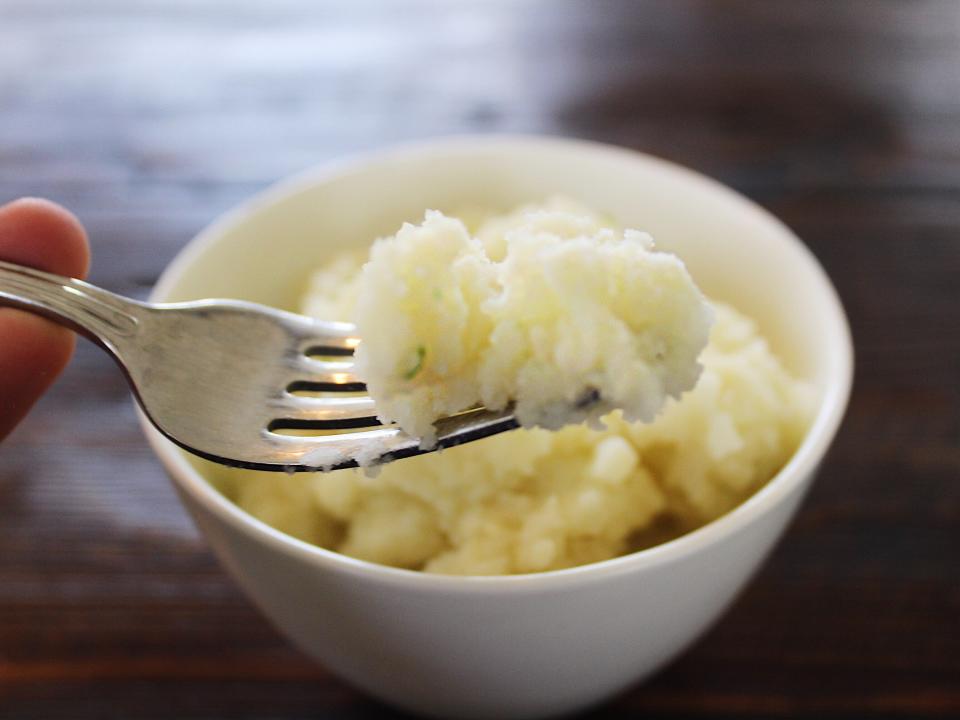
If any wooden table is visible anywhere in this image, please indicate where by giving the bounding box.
[2,1,957,717]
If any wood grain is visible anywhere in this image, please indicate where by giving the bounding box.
[1,1,958,717]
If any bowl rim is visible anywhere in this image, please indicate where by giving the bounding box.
[144,133,853,593]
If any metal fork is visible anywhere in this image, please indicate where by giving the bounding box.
[0,260,517,472]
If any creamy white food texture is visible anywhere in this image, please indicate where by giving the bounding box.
[353,200,714,445]
[207,200,814,575]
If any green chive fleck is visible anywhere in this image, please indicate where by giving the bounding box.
[403,345,426,380]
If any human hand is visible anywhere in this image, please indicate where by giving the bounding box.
[0,198,90,441]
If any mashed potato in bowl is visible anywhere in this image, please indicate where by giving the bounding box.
[206,200,814,576]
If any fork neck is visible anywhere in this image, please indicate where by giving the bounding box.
[0,260,142,354]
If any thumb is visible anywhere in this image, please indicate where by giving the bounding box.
[0,198,90,440]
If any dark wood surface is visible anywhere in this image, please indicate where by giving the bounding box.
[1,1,958,717]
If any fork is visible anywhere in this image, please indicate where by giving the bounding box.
[0,260,518,472]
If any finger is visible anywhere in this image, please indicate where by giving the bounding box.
[0,198,90,276]
[0,198,90,440]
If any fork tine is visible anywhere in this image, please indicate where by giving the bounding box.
[287,356,364,390]
[266,426,406,470]
[262,406,519,471]
[293,318,360,355]
[268,394,379,428]
[301,334,360,356]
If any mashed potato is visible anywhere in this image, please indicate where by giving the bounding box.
[207,201,814,575]
[353,200,713,444]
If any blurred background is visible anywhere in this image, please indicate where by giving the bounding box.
[1,1,957,718]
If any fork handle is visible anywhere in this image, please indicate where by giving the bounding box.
[0,259,142,353]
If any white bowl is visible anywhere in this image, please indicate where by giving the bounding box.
[144,135,852,719]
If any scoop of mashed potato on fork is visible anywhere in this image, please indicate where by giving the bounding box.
[353,199,714,444]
